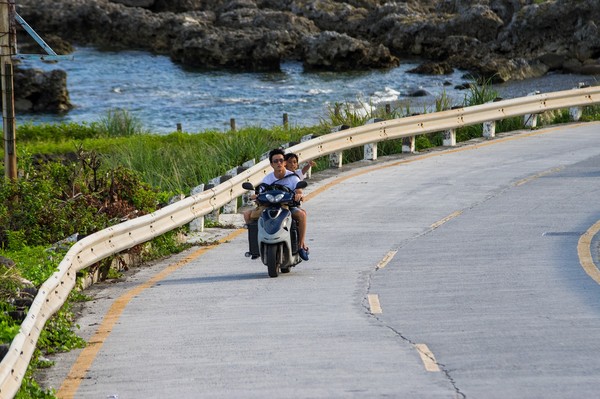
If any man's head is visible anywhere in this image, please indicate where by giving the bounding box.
[269,148,286,172]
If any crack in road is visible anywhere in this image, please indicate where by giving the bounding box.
[363,269,466,398]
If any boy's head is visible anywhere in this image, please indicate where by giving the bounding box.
[284,153,299,171]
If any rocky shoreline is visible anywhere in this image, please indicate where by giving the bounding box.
[12,0,600,113]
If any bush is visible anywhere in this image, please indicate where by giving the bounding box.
[0,148,169,249]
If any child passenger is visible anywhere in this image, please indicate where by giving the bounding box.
[284,153,316,180]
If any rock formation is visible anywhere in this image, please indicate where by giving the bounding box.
[12,66,73,113]
[11,0,600,113]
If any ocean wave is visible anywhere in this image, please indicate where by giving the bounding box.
[370,87,400,104]
[219,97,254,104]
[308,88,333,95]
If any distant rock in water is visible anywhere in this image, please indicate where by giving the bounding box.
[408,89,431,97]
[12,28,74,113]
[12,66,72,113]
[408,62,454,75]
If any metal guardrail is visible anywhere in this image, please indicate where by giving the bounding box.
[1,85,600,398]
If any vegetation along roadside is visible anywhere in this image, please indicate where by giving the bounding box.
[2,81,600,398]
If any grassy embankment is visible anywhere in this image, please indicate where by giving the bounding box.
[2,82,600,398]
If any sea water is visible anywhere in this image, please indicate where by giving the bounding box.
[16,47,600,134]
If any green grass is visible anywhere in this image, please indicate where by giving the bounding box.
[15,118,326,194]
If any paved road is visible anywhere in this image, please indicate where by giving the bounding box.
[42,123,600,398]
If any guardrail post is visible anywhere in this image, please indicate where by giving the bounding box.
[363,118,382,160]
[569,83,587,122]
[364,143,377,160]
[483,98,501,138]
[443,129,456,146]
[222,168,238,214]
[329,152,342,168]
[524,113,538,128]
[329,125,349,168]
[189,184,205,232]
[524,91,540,128]
[402,136,415,153]
[483,121,496,138]
[569,106,583,122]
[241,159,256,207]
[206,177,221,223]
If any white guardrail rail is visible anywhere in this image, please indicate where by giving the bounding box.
[2,85,600,398]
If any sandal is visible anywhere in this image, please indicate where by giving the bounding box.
[299,247,309,261]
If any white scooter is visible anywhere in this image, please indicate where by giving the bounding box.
[242,180,307,277]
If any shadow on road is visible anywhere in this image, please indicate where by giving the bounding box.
[155,272,268,285]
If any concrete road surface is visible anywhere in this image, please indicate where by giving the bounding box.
[40,122,600,399]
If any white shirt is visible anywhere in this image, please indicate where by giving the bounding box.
[261,170,300,190]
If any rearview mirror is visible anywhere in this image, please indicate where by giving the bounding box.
[242,182,254,190]
[295,181,308,189]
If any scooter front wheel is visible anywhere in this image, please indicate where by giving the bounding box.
[266,244,280,278]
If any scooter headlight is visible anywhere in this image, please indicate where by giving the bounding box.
[266,193,284,203]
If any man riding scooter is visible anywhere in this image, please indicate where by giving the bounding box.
[243,148,309,261]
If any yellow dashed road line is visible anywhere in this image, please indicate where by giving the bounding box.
[430,211,463,230]
[376,250,398,270]
[415,344,441,372]
[577,219,600,285]
[368,294,382,314]
[514,166,564,186]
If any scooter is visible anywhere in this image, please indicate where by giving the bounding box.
[242,180,307,277]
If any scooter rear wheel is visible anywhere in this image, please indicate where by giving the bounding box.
[266,244,280,278]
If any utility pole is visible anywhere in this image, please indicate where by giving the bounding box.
[0,0,17,180]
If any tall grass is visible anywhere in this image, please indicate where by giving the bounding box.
[99,108,148,136]
[322,99,410,129]
[434,89,453,112]
[463,76,500,106]
[14,109,328,194]
[581,104,600,121]
[125,125,322,193]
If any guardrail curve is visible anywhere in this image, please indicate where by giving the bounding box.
[1,85,600,398]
